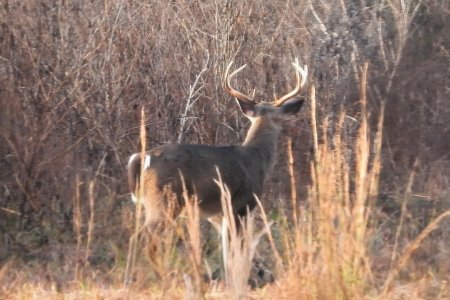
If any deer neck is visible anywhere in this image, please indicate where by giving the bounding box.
[243,117,281,169]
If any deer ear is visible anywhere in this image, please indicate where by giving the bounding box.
[236,99,256,118]
[279,97,305,115]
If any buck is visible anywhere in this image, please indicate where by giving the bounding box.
[127,58,308,229]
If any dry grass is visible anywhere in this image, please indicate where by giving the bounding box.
[1,0,449,299]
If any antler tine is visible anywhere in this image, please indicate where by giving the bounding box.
[273,57,308,107]
[224,61,255,103]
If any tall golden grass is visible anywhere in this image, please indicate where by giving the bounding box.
[66,64,446,299]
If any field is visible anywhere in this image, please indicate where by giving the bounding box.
[0,1,449,299]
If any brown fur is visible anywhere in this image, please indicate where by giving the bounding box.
[127,97,304,226]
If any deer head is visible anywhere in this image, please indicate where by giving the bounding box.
[223,58,308,164]
[224,58,308,121]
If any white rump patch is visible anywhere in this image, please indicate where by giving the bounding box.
[128,153,139,167]
[144,155,151,169]
[131,193,138,204]
[127,153,151,169]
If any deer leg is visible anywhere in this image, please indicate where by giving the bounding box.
[221,217,229,286]
[207,215,222,234]
[206,215,229,284]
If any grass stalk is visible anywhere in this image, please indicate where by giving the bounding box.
[73,173,82,282]
[85,180,95,262]
[381,209,450,296]
[287,137,298,228]
[124,107,146,286]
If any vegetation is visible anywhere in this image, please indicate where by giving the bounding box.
[0,0,449,299]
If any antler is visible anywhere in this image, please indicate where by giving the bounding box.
[272,58,308,107]
[224,61,255,104]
